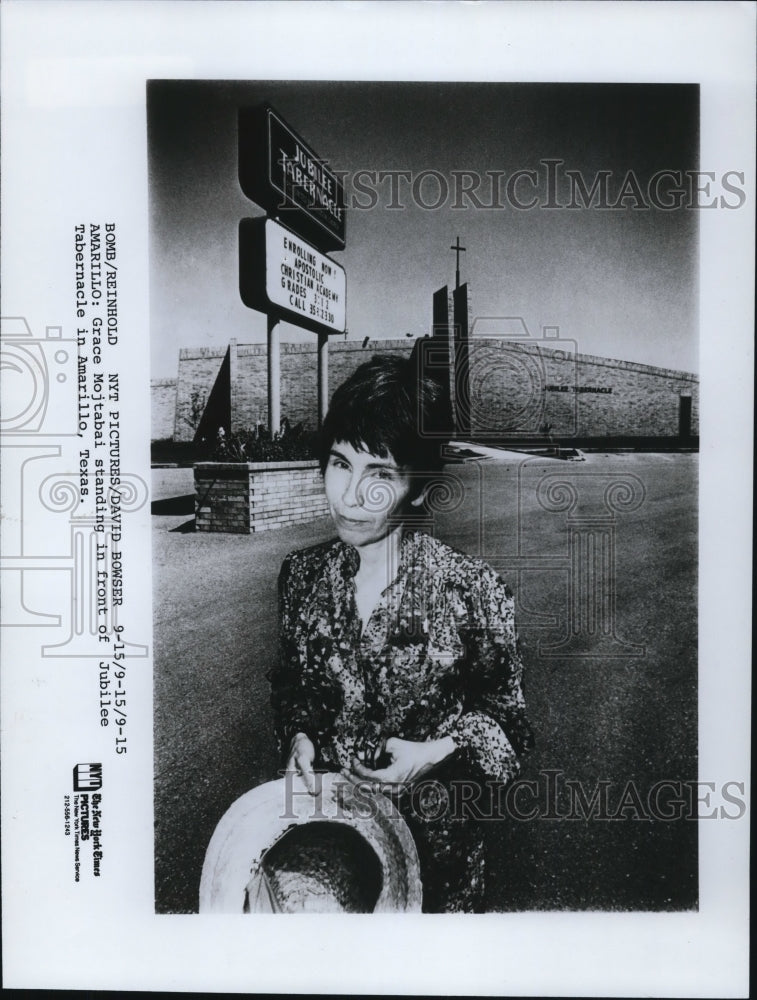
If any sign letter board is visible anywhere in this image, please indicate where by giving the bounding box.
[239,105,346,252]
[240,218,346,335]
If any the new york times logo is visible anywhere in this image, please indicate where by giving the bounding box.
[73,762,102,791]
[71,764,104,878]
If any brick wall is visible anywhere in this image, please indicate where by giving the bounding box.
[232,344,306,431]
[151,378,178,440]
[174,347,229,442]
[168,336,698,444]
[194,461,329,533]
[327,339,416,395]
[232,339,415,432]
[171,339,415,439]
[465,340,699,440]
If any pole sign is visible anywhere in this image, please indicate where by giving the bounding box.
[239,218,346,335]
[239,105,346,252]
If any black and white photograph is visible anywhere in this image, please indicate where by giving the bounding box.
[1,1,752,994]
[150,80,703,916]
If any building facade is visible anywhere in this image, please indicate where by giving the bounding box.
[463,338,698,444]
[153,334,698,448]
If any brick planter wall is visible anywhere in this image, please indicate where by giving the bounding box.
[194,461,329,533]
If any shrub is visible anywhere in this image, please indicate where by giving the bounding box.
[210,418,318,463]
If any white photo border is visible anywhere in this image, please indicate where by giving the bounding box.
[1,1,752,995]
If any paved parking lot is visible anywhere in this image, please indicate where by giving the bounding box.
[153,452,698,913]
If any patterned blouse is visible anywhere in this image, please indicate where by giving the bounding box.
[270,529,533,911]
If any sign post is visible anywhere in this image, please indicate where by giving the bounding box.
[267,314,281,436]
[317,331,329,427]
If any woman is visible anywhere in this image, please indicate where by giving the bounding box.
[269,355,533,912]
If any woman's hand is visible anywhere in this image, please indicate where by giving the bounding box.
[347,735,456,795]
[285,732,317,795]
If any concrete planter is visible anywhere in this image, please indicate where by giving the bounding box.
[194,460,329,533]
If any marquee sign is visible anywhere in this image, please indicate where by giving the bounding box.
[238,105,346,252]
[239,217,346,335]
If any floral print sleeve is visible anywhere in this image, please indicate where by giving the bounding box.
[436,566,533,784]
[269,552,340,756]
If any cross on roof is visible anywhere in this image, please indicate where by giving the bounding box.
[450,237,466,289]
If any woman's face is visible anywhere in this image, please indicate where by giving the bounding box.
[324,440,418,548]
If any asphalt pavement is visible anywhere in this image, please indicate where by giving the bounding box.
[153,452,698,913]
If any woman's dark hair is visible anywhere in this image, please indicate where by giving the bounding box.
[319,354,451,494]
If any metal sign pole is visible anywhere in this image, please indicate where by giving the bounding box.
[267,311,281,436]
[317,330,329,428]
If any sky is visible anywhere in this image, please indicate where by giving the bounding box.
[148,81,699,380]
